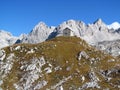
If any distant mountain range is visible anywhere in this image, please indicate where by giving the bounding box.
[0,19,120,56]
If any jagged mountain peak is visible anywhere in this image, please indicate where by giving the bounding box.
[19,19,120,47]
[0,19,120,57]
[32,21,48,31]
[93,18,106,26]
[21,21,55,44]
[66,19,76,23]
[94,18,102,23]
[64,19,85,25]
[37,21,47,27]
[31,21,55,34]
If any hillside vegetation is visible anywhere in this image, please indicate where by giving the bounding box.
[0,36,120,90]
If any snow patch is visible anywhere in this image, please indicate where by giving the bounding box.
[107,22,120,30]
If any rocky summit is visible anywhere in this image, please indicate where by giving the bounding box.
[0,36,120,90]
[0,19,120,56]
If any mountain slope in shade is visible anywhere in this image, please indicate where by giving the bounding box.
[0,36,120,90]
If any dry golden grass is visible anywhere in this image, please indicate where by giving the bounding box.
[1,36,119,90]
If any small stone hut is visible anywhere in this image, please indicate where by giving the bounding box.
[63,28,74,36]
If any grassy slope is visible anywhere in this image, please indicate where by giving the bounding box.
[1,36,120,90]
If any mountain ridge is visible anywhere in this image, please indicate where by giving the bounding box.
[17,19,120,45]
[0,19,120,56]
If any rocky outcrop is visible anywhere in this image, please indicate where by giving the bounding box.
[96,39,120,56]
[0,37,120,90]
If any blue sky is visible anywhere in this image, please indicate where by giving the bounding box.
[0,0,120,36]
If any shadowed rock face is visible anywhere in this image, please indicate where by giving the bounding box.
[0,37,120,90]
